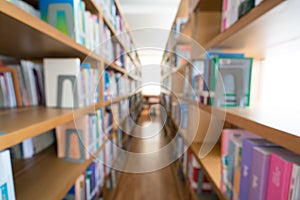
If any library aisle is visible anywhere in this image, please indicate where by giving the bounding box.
[112,109,184,200]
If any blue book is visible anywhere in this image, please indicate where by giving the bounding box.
[204,52,244,91]
[239,138,278,200]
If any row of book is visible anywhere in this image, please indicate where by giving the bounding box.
[56,108,106,162]
[191,52,253,107]
[10,130,55,160]
[103,69,139,100]
[221,129,300,200]
[40,0,101,53]
[63,156,105,200]
[175,134,218,199]
[7,0,134,59]
[0,58,100,108]
[171,102,189,130]
[221,0,264,32]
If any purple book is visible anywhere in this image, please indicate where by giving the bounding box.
[248,147,286,200]
[239,138,278,200]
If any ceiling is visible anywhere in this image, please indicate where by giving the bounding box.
[118,0,181,62]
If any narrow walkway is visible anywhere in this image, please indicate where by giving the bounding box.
[113,109,183,200]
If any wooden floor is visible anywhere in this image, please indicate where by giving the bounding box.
[112,109,184,200]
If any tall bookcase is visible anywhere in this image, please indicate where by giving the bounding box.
[0,0,142,199]
[161,0,300,199]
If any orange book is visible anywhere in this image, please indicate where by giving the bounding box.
[0,67,22,107]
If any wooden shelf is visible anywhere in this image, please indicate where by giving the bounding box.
[13,141,107,200]
[190,143,226,200]
[194,0,222,12]
[176,95,300,155]
[204,0,287,59]
[0,103,104,150]
[0,1,101,61]
[169,116,225,199]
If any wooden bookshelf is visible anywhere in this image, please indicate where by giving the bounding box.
[190,143,226,200]
[13,140,108,200]
[0,1,141,72]
[0,1,100,61]
[0,104,103,150]
[176,95,300,155]
[169,115,225,199]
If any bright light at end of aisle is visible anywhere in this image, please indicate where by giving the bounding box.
[139,50,162,96]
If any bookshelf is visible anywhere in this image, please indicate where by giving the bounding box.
[0,0,142,199]
[13,140,108,200]
[162,0,300,199]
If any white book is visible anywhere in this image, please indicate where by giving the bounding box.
[20,60,38,105]
[22,138,34,159]
[0,76,8,107]
[0,150,16,200]
[43,58,81,108]
[5,72,17,107]
[289,163,300,200]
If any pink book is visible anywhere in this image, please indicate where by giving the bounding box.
[56,115,90,160]
[266,152,300,200]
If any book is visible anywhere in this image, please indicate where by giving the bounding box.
[239,138,278,200]
[289,163,300,200]
[20,60,39,106]
[63,174,85,200]
[266,152,300,200]
[210,57,253,107]
[43,58,81,108]
[249,147,287,200]
[22,138,34,159]
[0,67,22,107]
[221,129,259,199]
[0,150,16,200]
[32,129,55,154]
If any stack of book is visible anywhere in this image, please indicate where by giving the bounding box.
[221,129,300,200]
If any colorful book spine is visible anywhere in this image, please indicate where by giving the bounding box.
[266,152,300,200]
[239,138,278,200]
